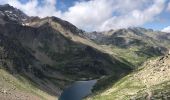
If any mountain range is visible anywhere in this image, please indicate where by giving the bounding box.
[0,4,170,100]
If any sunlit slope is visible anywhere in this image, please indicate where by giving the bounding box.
[86,54,170,100]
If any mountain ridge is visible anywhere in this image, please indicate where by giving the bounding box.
[0,4,132,99]
[0,4,170,100]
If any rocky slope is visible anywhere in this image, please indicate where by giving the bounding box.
[0,4,28,23]
[0,4,132,99]
[86,53,170,100]
[0,5,132,79]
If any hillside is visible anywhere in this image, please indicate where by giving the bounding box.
[0,68,57,100]
[86,53,170,100]
[0,4,132,99]
[0,4,132,78]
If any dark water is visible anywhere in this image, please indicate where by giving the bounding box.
[59,80,97,100]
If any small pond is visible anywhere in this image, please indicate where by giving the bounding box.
[59,80,97,100]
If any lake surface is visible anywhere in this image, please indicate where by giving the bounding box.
[59,80,97,100]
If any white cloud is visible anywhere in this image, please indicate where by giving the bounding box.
[162,26,170,33]
[0,0,166,31]
[62,0,114,31]
[0,0,62,17]
[99,0,165,31]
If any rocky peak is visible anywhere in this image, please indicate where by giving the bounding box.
[0,4,29,23]
[24,16,85,36]
[0,4,84,36]
[50,17,84,34]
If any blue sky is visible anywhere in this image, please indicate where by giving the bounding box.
[143,10,170,30]
[56,0,77,11]
[19,0,78,11]
[143,0,170,31]
[1,0,170,32]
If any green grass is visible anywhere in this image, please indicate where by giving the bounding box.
[109,45,159,67]
[86,73,146,100]
[86,55,170,100]
[0,68,56,100]
[133,81,170,100]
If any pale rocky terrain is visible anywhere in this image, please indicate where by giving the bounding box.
[87,54,170,100]
[136,54,170,88]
